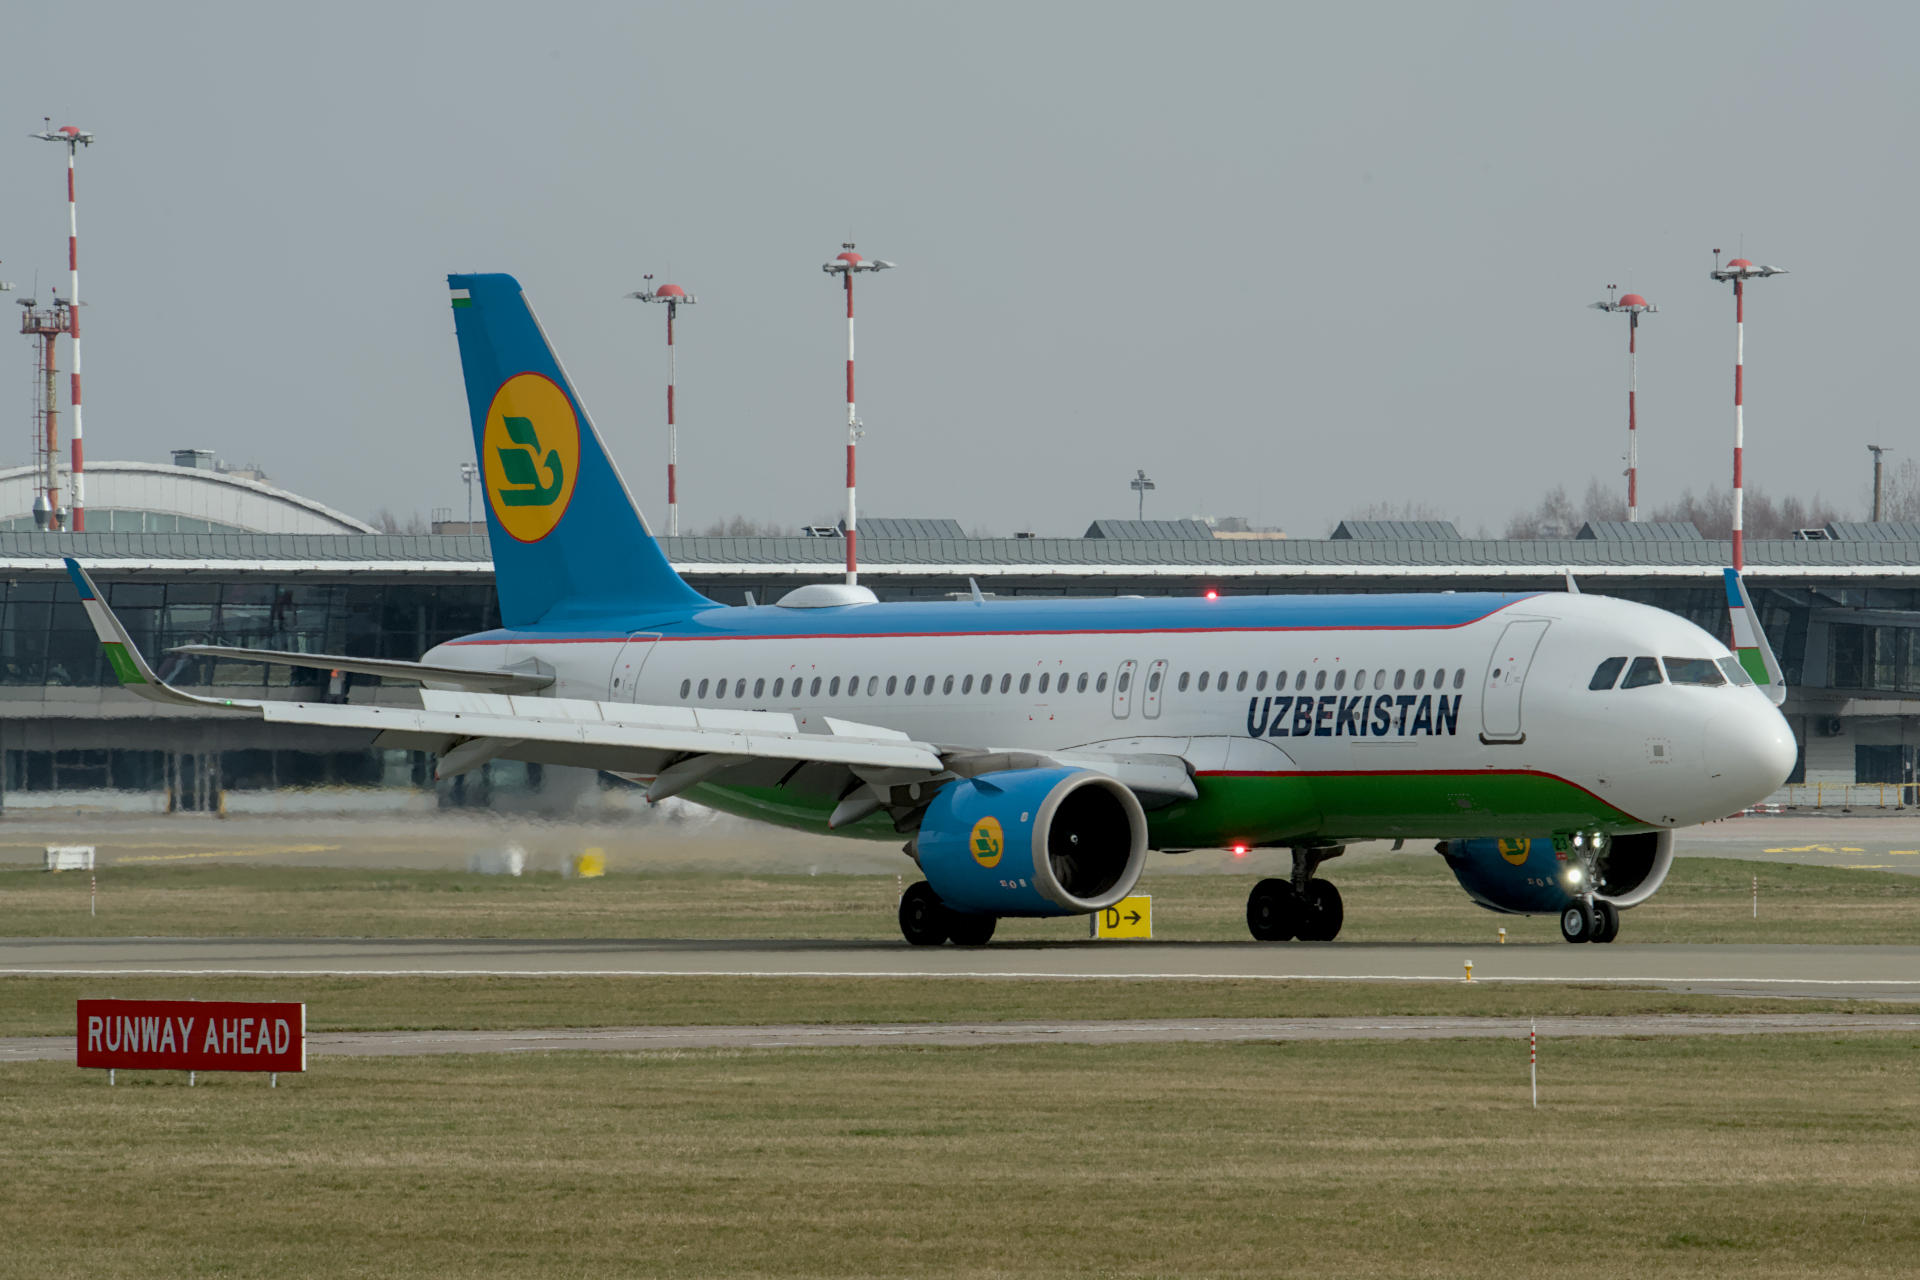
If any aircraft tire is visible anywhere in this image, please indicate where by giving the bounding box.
[946,912,998,947]
[1559,900,1595,944]
[1246,878,1299,941]
[1590,899,1620,944]
[899,881,952,946]
[1297,880,1345,942]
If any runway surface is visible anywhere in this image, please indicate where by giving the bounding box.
[6,936,1917,1000]
[8,1012,1918,1064]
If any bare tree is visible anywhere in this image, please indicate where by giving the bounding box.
[373,508,430,535]
[1501,478,1846,540]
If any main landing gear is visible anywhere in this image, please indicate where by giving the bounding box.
[1247,847,1345,942]
[1559,896,1619,944]
[898,881,997,947]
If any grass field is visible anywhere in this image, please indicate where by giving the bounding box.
[6,1033,1919,1278]
[3,973,1909,1039]
[4,854,1916,944]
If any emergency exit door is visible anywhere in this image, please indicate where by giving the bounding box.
[609,633,663,702]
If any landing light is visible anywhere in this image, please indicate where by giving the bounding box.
[1566,867,1584,884]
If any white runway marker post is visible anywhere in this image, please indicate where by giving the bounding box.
[1754,874,1758,918]
[1530,1021,1537,1108]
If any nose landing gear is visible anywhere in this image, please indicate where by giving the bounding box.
[1559,895,1620,944]
[1247,846,1345,942]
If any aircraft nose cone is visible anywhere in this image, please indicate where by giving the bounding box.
[1706,700,1798,807]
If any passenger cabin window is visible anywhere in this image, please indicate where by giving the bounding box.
[868,676,879,696]
[887,676,898,695]
[1453,668,1465,688]
[1413,669,1426,690]
[1255,671,1267,691]
[829,677,841,696]
[1717,656,1755,686]
[809,677,822,697]
[1664,657,1727,686]
[1274,671,1288,689]
[1314,670,1327,691]
[1148,670,1161,692]
[1019,673,1031,693]
[1620,656,1663,689]
[680,679,692,699]
[1393,669,1406,690]
[697,679,710,698]
[1000,674,1012,693]
[1178,672,1190,691]
[962,675,974,694]
[1374,670,1387,690]
[903,676,914,694]
[1294,671,1306,691]
[1198,671,1211,692]
[1353,669,1365,688]
[753,678,765,699]
[1078,673,1090,693]
[925,674,935,694]
[773,678,785,697]
[1097,672,1109,693]
[1117,671,1131,692]
[1589,657,1627,690]
[736,679,746,698]
[1216,670,1228,690]
[1038,672,1050,693]
[1333,670,1347,691]
[1236,671,1249,692]
[944,675,955,694]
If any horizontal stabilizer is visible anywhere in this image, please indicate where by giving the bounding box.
[169,645,555,694]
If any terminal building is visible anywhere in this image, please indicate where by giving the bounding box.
[4,510,1920,811]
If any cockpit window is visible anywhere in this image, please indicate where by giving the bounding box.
[1716,655,1756,687]
[1664,657,1727,686]
[1620,656,1664,689]
[1589,657,1627,690]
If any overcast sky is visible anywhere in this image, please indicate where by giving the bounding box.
[0,2,1911,537]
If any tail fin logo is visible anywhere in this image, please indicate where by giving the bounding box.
[482,373,579,542]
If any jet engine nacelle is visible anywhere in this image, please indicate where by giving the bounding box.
[1436,830,1674,916]
[915,768,1148,917]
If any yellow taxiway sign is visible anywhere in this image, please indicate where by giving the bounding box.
[1091,895,1153,939]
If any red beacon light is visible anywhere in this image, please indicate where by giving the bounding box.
[1205,589,1219,600]
[1232,844,1248,857]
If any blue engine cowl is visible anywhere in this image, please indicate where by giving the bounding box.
[1436,830,1675,916]
[912,768,1149,917]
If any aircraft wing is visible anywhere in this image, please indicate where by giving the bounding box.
[66,557,1187,824]
[167,645,556,694]
[64,559,942,793]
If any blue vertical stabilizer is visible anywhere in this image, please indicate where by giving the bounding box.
[448,273,712,626]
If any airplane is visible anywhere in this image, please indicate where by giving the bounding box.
[64,272,1798,947]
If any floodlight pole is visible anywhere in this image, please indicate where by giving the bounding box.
[1869,445,1887,522]
[629,279,697,537]
[33,123,94,531]
[823,246,894,586]
[1710,253,1788,570]
[1131,469,1156,521]
[1589,287,1657,521]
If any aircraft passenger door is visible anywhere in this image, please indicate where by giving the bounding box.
[609,633,663,703]
[1141,659,1168,719]
[1481,620,1550,743]
[1111,659,1138,719]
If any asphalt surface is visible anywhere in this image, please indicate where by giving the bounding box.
[6,936,1917,1000]
[8,1012,1918,1065]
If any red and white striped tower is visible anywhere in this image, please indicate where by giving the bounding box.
[1589,287,1657,521]
[629,278,696,537]
[33,124,94,532]
[822,245,894,587]
[1709,253,1788,569]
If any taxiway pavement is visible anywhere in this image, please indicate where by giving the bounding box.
[7,1011,1918,1064]
[4,937,1916,1001]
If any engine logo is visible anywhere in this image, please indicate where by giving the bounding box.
[1498,837,1530,866]
[970,816,1005,867]
[483,372,580,543]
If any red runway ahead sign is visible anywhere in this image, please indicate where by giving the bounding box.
[77,1000,306,1073]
